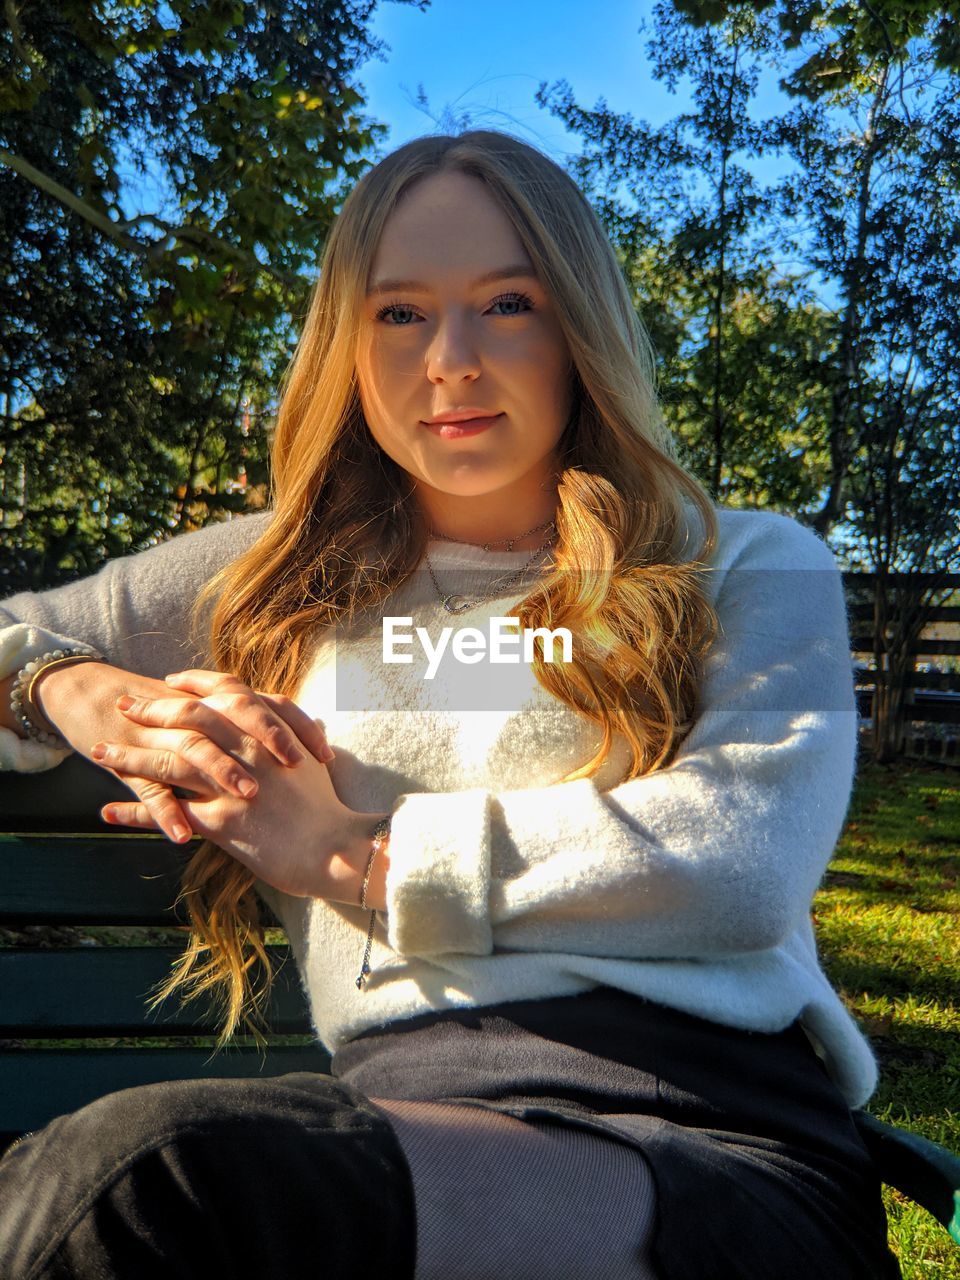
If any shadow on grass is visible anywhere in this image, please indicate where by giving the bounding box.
[822,870,916,894]
[823,953,958,1006]
[868,1034,956,1077]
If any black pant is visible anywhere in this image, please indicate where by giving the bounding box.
[0,1073,417,1279]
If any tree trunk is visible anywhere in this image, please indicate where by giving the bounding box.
[871,657,913,763]
[868,573,939,763]
[811,65,889,539]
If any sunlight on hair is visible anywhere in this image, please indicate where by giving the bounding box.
[151,129,721,1048]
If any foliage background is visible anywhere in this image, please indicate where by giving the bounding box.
[0,0,425,591]
[2,0,957,598]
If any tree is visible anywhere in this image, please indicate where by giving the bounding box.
[675,0,960,92]
[540,0,960,760]
[538,2,837,511]
[674,0,960,535]
[679,0,960,757]
[0,0,425,592]
[838,143,960,760]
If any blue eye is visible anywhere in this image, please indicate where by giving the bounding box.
[375,302,421,325]
[373,290,535,325]
[489,291,534,316]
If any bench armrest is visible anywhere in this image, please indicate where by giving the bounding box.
[853,1109,960,1246]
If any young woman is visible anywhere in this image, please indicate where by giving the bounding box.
[0,130,900,1279]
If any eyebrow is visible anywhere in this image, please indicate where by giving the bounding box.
[366,265,539,297]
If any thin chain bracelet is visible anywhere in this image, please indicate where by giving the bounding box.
[356,815,391,990]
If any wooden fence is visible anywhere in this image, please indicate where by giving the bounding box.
[844,572,960,765]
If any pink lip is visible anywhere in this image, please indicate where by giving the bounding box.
[422,413,502,439]
[423,409,500,424]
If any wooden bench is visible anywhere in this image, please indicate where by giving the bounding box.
[2,759,959,1256]
[0,755,327,1154]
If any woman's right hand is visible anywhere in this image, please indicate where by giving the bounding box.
[31,660,333,844]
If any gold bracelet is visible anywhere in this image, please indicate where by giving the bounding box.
[11,649,104,748]
[356,816,391,990]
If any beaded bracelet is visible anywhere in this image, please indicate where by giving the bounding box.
[10,648,105,750]
[356,815,391,990]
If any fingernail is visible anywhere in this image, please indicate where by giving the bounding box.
[172,824,191,843]
[116,695,135,711]
[91,743,107,760]
[322,746,336,762]
[283,747,304,766]
[101,807,115,823]
[237,778,257,797]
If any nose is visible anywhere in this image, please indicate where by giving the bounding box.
[425,311,481,385]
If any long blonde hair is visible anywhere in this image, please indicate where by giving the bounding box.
[147,130,720,1048]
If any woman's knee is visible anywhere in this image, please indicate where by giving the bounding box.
[0,1073,416,1280]
[0,1078,267,1277]
[9,1071,371,1170]
[3,1071,398,1224]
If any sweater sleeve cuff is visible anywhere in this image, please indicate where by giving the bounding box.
[384,788,493,958]
[0,623,81,773]
[0,727,71,772]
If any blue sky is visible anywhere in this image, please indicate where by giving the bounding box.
[353,0,819,294]
[116,2,829,305]
[358,0,792,162]
[122,2,800,229]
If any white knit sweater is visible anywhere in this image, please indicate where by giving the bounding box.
[0,506,877,1108]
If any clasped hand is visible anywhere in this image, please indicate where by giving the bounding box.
[93,669,353,901]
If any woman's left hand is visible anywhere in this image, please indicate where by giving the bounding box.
[98,669,363,903]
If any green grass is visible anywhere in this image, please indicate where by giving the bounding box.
[814,758,960,1277]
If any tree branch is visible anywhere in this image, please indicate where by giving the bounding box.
[4,0,38,75]
[0,147,146,253]
[0,147,303,289]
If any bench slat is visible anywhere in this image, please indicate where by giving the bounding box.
[0,1046,332,1147]
[0,834,280,928]
[0,833,190,922]
[2,756,133,834]
[0,947,312,1036]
